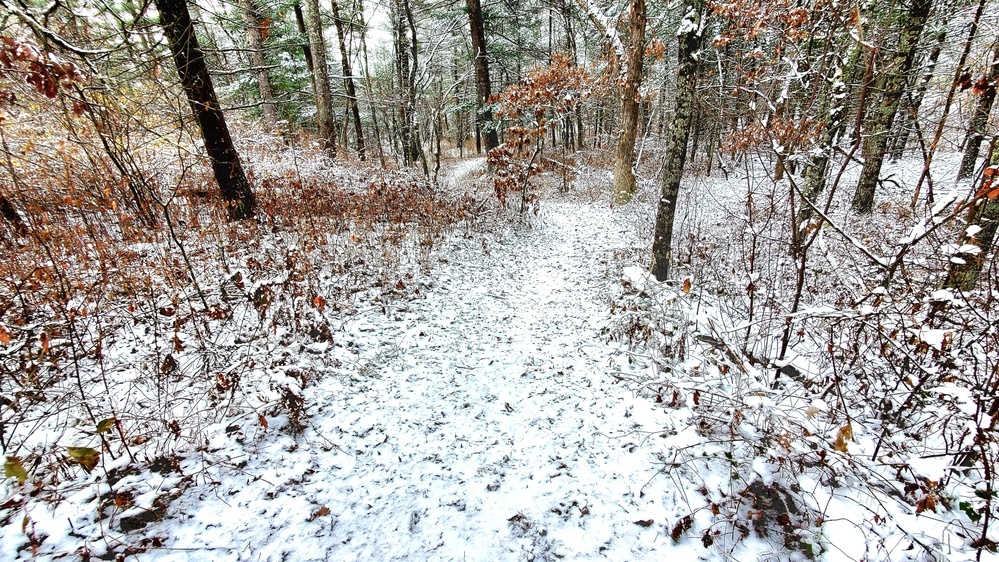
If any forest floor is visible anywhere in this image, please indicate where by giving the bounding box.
[132,162,706,561]
[4,154,990,561]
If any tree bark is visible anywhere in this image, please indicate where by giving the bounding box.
[889,28,945,159]
[466,0,499,152]
[611,0,646,204]
[851,0,931,213]
[958,42,999,180]
[302,0,337,158]
[155,0,255,220]
[239,0,279,129]
[330,0,366,160]
[799,45,851,221]
[393,0,423,169]
[945,138,999,290]
[650,0,704,281]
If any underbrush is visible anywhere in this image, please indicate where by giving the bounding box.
[0,127,476,557]
[607,158,997,561]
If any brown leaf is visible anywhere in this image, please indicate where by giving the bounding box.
[671,515,693,542]
[0,326,10,344]
[308,506,331,521]
[682,278,692,293]
[634,519,654,527]
[258,414,268,428]
[833,423,853,453]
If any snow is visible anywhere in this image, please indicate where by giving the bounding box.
[1,200,721,560]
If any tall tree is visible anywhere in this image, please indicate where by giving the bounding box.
[851,0,931,213]
[302,0,337,157]
[958,41,999,180]
[239,0,279,129]
[154,0,255,220]
[466,0,499,152]
[889,27,946,159]
[393,0,424,170]
[330,0,366,160]
[650,0,705,280]
[611,0,646,204]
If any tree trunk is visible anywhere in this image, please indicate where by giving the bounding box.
[945,138,999,290]
[650,0,704,281]
[356,0,387,167]
[889,28,945,159]
[799,46,851,221]
[330,0,366,160]
[958,42,999,180]
[611,0,646,204]
[851,0,931,213]
[302,0,337,157]
[466,0,499,152]
[155,0,255,220]
[239,0,279,129]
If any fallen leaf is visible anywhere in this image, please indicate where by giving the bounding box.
[310,506,331,520]
[67,447,100,472]
[833,423,853,453]
[96,418,116,434]
[634,519,654,527]
[682,278,692,293]
[0,326,10,344]
[4,457,27,482]
[258,414,268,428]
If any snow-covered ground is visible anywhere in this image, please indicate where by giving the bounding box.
[142,200,701,561]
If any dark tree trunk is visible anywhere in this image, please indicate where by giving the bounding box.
[799,45,852,221]
[331,0,366,160]
[393,0,423,170]
[467,0,499,152]
[0,192,27,235]
[611,0,647,204]
[294,4,315,75]
[958,42,999,180]
[851,0,931,213]
[155,0,255,220]
[650,0,704,281]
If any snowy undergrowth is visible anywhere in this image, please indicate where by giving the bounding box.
[607,152,998,562]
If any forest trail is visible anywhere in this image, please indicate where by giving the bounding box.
[156,188,688,561]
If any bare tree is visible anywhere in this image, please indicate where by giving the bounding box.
[958,41,999,180]
[851,0,931,213]
[331,0,366,160]
[945,138,999,290]
[302,0,338,157]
